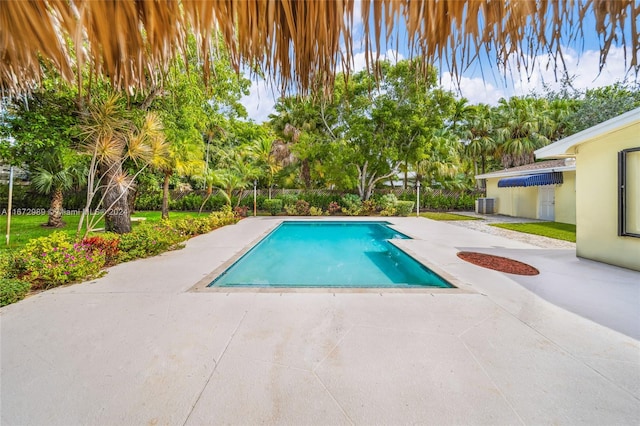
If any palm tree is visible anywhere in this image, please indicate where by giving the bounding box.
[249,135,282,198]
[79,95,167,234]
[464,104,497,178]
[214,148,261,207]
[155,138,205,219]
[31,148,86,228]
[495,97,549,168]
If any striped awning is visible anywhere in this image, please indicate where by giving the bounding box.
[497,172,564,188]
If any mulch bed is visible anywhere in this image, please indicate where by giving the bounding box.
[457,251,539,276]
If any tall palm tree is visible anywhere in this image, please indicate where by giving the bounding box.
[249,135,282,198]
[464,104,497,178]
[495,97,549,168]
[155,138,205,219]
[31,148,86,228]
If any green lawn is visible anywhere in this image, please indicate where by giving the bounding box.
[420,212,480,221]
[0,211,200,251]
[490,222,576,242]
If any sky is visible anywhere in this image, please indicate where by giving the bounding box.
[239,4,636,123]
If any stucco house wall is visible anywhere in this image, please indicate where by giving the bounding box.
[481,165,576,224]
[574,124,639,271]
[486,180,538,219]
[553,171,576,225]
[536,107,640,271]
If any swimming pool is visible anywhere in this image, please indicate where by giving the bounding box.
[209,221,452,288]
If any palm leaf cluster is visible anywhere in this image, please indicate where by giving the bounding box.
[1,0,637,95]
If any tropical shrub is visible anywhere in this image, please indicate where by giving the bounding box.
[263,199,283,215]
[395,201,414,216]
[284,204,297,215]
[207,207,236,228]
[0,251,19,279]
[172,216,212,237]
[378,193,398,210]
[340,194,362,216]
[0,279,31,307]
[328,201,341,215]
[117,222,183,262]
[309,206,325,216]
[379,206,396,216]
[278,194,298,207]
[295,199,310,215]
[82,233,120,266]
[361,200,377,215]
[16,232,105,289]
[233,205,248,217]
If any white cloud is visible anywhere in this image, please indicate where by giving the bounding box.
[445,46,633,104]
[239,77,277,123]
[352,49,405,73]
[440,73,507,105]
[510,45,631,95]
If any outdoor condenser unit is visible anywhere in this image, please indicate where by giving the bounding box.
[476,198,495,214]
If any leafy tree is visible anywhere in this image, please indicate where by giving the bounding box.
[551,82,640,134]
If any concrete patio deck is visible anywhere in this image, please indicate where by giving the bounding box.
[1,217,639,425]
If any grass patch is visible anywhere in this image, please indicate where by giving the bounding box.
[420,212,480,221]
[490,222,576,242]
[0,211,201,251]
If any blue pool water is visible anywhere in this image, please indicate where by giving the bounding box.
[209,221,452,288]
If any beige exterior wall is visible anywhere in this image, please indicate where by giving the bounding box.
[576,123,640,271]
[486,179,538,219]
[554,171,576,225]
[484,171,576,224]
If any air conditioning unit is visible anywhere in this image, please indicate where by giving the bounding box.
[476,198,495,214]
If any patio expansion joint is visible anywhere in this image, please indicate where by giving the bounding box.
[181,309,249,426]
[312,324,356,374]
[311,371,355,425]
[469,300,640,403]
[459,338,527,426]
[310,325,356,425]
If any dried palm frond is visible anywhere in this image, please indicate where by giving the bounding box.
[0,1,637,96]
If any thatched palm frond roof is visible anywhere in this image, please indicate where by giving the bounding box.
[0,0,638,95]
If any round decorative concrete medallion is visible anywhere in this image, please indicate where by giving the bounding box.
[457,251,539,276]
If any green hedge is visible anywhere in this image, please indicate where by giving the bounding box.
[263,199,283,215]
[395,201,414,216]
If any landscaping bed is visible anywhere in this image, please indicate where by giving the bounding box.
[457,251,539,275]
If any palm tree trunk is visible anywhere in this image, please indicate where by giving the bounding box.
[301,160,311,189]
[162,172,171,220]
[103,164,132,234]
[47,187,65,228]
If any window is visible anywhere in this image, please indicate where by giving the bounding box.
[618,147,640,237]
